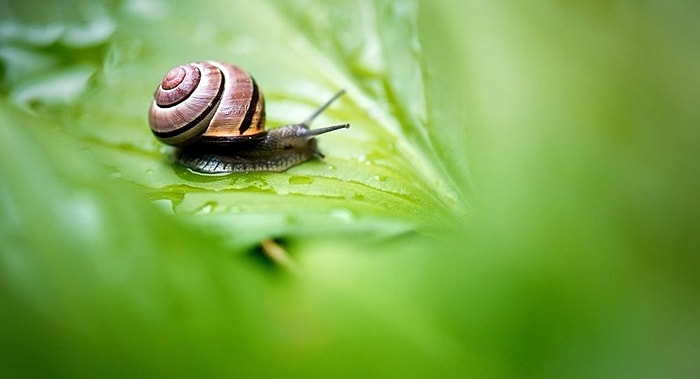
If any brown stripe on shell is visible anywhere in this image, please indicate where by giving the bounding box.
[238,78,261,134]
[250,85,266,134]
[201,61,266,138]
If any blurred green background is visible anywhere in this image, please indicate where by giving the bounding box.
[1,0,699,377]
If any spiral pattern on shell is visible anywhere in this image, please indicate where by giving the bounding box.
[148,61,266,146]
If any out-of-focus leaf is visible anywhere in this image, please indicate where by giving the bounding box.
[1,0,699,378]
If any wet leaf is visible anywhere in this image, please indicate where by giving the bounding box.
[1,0,699,378]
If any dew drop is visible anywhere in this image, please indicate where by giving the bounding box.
[194,201,216,214]
[366,150,386,161]
[288,176,314,185]
[445,193,457,205]
[150,198,174,213]
[330,208,354,222]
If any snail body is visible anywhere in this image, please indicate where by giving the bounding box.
[148,61,348,174]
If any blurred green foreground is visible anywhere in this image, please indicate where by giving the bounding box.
[1,0,699,378]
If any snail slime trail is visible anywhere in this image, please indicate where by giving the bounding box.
[148,61,349,174]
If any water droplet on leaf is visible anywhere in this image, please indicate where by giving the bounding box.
[288,176,314,185]
[330,208,354,222]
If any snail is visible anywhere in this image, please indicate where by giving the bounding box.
[148,61,349,174]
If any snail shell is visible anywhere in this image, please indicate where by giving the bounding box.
[148,61,265,146]
[147,61,349,174]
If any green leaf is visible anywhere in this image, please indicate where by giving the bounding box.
[41,0,467,245]
[2,0,700,378]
